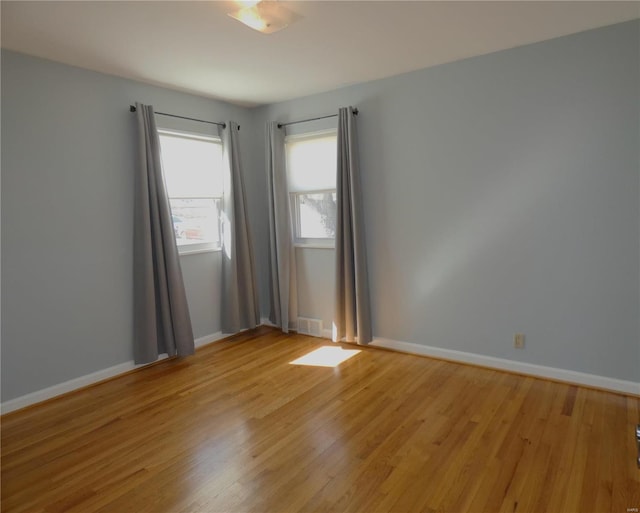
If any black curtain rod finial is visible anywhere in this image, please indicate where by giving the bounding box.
[130,105,137,112]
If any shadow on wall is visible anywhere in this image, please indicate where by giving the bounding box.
[413,132,568,303]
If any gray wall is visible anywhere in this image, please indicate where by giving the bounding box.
[254,20,640,382]
[1,51,253,401]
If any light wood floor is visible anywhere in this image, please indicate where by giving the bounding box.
[2,327,639,513]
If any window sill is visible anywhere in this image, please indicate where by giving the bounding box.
[294,243,335,250]
[178,247,222,257]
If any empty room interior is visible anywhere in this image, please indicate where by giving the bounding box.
[1,1,639,512]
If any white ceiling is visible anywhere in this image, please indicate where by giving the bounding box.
[1,1,638,107]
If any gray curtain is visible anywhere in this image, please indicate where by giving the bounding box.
[221,121,260,333]
[333,106,372,344]
[266,122,298,332]
[133,102,195,364]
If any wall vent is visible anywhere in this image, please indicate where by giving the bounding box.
[297,317,323,338]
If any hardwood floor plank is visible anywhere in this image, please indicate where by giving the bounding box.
[2,328,638,513]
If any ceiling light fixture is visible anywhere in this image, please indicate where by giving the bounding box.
[228,1,302,34]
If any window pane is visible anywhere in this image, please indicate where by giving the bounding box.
[298,192,337,239]
[159,134,223,198]
[169,198,221,247]
[286,132,337,192]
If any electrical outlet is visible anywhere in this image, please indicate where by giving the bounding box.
[514,333,525,349]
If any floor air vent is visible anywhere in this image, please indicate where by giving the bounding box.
[297,317,323,337]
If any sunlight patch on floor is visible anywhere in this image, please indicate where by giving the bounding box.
[289,346,361,368]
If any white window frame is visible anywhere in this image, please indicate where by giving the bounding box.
[285,129,337,249]
[290,189,336,249]
[158,128,224,256]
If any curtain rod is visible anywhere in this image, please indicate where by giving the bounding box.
[129,105,228,129]
[277,108,359,129]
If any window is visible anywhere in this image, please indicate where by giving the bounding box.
[285,130,337,247]
[158,130,224,254]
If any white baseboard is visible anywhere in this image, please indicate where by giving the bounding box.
[1,331,225,415]
[0,360,148,415]
[370,337,639,396]
[194,331,225,348]
[7,329,634,415]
